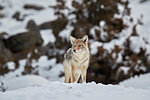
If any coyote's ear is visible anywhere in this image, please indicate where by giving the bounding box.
[70,36,76,44]
[82,35,88,43]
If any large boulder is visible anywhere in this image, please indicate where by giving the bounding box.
[6,20,43,53]
[0,33,14,64]
[39,18,68,35]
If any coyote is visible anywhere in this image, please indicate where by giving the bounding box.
[63,35,90,83]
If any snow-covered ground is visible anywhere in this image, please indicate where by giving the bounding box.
[0,74,150,100]
[120,73,150,89]
[2,75,50,91]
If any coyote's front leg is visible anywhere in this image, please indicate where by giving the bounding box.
[81,66,87,83]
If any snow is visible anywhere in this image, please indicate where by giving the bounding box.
[99,21,105,27]
[118,66,129,75]
[59,25,74,40]
[116,53,122,63]
[2,75,50,91]
[120,73,150,89]
[129,0,150,55]
[1,71,150,100]
[0,59,27,79]
[89,26,97,39]
[100,5,104,9]
[65,0,75,11]
[6,62,15,70]
[90,41,102,55]
[0,81,150,100]
[40,29,56,45]
[24,7,57,25]
[0,55,64,84]
[129,36,146,53]
[32,56,64,81]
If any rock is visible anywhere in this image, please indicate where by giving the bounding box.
[12,11,23,21]
[24,4,44,10]
[0,5,4,10]
[39,21,51,29]
[39,18,68,35]
[6,20,43,53]
[0,34,14,64]
[0,5,4,18]
[26,20,39,32]
[0,13,5,18]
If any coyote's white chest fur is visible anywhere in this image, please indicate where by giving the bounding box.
[72,50,89,67]
[63,35,90,83]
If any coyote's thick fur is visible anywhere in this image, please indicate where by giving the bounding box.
[63,35,90,83]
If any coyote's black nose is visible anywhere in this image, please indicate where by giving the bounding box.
[73,50,76,53]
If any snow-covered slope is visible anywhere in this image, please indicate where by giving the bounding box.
[0,0,150,85]
[120,73,150,89]
[0,81,150,100]
[1,73,150,100]
[2,75,50,91]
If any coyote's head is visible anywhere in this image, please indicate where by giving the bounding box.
[70,35,89,53]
